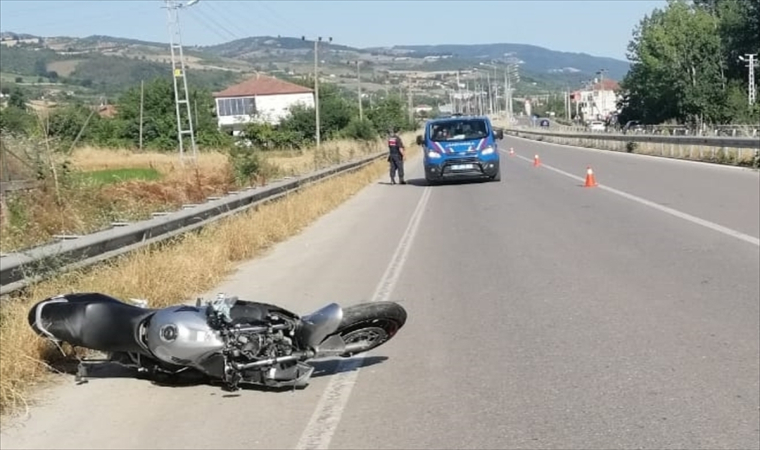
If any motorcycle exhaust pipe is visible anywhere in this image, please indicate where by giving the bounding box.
[342,342,368,354]
[313,341,368,357]
[231,350,313,370]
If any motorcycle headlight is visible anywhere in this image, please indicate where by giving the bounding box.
[481,146,495,155]
[427,151,442,159]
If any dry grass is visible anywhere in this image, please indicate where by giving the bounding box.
[0,131,416,418]
[67,145,231,174]
[0,149,236,253]
[264,138,384,176]
[0,137,386,253]
[45,60,83,77]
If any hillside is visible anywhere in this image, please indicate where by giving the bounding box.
[0,32,631,106]
[385,43,629,79]
[202,36,629,81]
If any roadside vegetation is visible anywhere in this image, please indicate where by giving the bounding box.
[617,0,760,126]
[0,70,419,417]
[0,76,416,253]
[0,147,416,418]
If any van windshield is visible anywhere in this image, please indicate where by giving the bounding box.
[430,119,489,142]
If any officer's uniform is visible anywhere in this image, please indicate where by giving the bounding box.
[387,130,406,185]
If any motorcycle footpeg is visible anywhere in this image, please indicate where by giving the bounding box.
[75,363,89,385]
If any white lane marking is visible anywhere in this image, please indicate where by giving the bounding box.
[295,186,432,450]
[503,150,760,247]
[504,133,759,173]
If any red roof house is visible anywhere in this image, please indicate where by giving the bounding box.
[213,73,315,131]
[213,73,313,98]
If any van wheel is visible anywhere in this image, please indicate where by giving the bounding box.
[491,171,501,182]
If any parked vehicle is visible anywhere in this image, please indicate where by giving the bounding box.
[415,114,503,184]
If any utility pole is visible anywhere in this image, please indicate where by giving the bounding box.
[407,83,414,123]
[466,79,472,114]
[163,0,199,164]
[504,70,509,119]
[486,71,493,115]
[597,68,607,118]
[303,36,332,148]
[739,54,758,106]
[139,79,144,151]
[456,69,461,113]
[348,60,363,120]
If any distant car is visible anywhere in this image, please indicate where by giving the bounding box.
[622,120,645,134]
[588,121,606,132]
[415,115,503,185]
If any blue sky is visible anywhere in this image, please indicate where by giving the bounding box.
[1,0,666,61]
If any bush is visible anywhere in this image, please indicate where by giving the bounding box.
[240,122,305,150]
[1,76,415,155]
[227,145,263,185]
[342,117,377,141]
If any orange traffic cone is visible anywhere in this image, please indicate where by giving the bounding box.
[509,147,515,156]
[584,166,598,187]
[533,154,541,167]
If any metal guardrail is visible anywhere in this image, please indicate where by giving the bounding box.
[544,124,759,138]
[0,179,40,194]
[502,127,760,149]
[0,151,386,297]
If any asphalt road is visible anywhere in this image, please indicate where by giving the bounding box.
[2,137,758,450]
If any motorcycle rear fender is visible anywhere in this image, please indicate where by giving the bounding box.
[298,303,343,350]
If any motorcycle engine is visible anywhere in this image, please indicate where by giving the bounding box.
[228,328,293,361]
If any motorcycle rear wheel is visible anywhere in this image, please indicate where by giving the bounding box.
[331,301,407,357]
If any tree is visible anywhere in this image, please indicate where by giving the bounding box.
[0,106,35,135]
[618,0,759,126]
[366,95,415,133]
[108,77,230,150]
[46,103,99,145]
[8,88,27,110]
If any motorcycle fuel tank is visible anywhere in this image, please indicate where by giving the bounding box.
[146,305,225,366]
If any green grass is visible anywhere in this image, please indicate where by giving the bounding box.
[77,167,162,185]
[0,72,29,82]
[0,72,54,85]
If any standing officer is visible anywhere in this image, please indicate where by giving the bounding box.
[387,127,406,185]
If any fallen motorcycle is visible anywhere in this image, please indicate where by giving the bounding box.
[28,292,407,391]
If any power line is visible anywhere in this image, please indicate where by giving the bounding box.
[185,7,236,42]
[190,4,238,41]
[202,2,248,38]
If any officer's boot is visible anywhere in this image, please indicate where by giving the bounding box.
[399,176,406,185]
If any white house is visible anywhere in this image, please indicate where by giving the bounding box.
[213,74,315,135]
[571,79,621,122]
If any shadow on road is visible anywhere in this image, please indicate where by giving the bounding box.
[404,177,493,187]
[310,355,388,378]
[48,354,390,393]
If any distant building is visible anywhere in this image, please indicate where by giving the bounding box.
[414,104,433,114]
[212,74,314,135]
[571,79,621,122]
